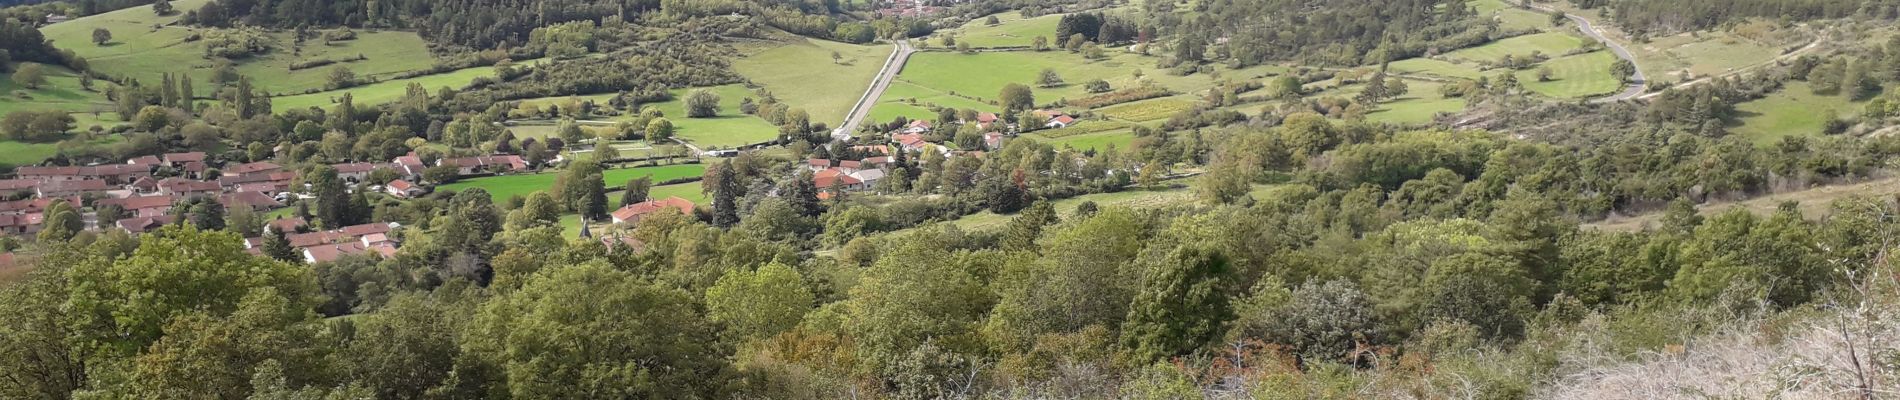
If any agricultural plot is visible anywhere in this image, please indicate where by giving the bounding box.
[1443,32,1587,63]
[1098,96,1196,122]
[0,63,114,115]
[949,11,1064,48]
[1516,51,1621,99]
[437,164,707,205]
[44,0,439,96]
[732,35,890,126]
[1387,57,1487,80]
[1731,81,1869,145]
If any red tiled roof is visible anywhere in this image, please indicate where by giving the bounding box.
[116,215,175,233]
[330,162,387,174]
[163,152,206,164]
[39,179,111,194]
[0,179,37,191]
[99,195,178,212]
[813,168,863,189]
[610,196,696,223]
[226,162,283,175]
[219,192,282,210]
[127,155,162,166]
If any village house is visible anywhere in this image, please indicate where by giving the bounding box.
[385,179,423,198]
[0,213,43,235]
[18,164,152,184]
[984,132,1007,150]
[302,234,400,264]
[219,192,284,212]
[901,119,933,134]
[98,195,178,218]
[116,215,175,234]
[610,196,697,225]
[331,162,389,183]
[439,155,528,175]
[37,179,111,198]
[157,177,222,197]
[163,152,206,166]
[126,155,162,167]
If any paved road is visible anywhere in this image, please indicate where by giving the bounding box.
[834,40,915,138]
[1526,4,1646,103]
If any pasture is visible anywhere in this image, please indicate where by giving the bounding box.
[866,81,996,124]
[732,35,890,126]
[437,163,707,205]
[0,63,113,115]
[1024,128,1134,152]
[1731,81,1868,145]
[1366,82,1466,125]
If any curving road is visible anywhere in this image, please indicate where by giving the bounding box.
[834,40,915,138]
[1526,4,1646,103]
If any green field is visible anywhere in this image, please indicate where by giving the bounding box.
[272,61,543,110]
[867,81,998,124]
[1387,57,1486,80]
[1517,51,1621,99]
[949,11,1064,48]
[0,135,122,168]
[43,0,439,96]
[0,63,113,115]
[643,84,781,149]
[438,164,708,205]
[1731,81,1868,145]
[732,35,891,126]
[1444,32,1587,63]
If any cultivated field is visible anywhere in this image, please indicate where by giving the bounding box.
[1098,96,1197,122]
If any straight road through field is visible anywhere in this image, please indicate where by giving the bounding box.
[835,40,915,138]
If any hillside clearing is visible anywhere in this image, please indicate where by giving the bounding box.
[732,35,890,126]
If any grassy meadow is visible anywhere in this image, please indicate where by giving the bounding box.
[44,0,439,96]
[438,163,707,205]
[1517,51,1621,99]
[1731,81,1869,145]
[948,11,1064,48]
[732,35,891,126]
[1443,32,1587,63]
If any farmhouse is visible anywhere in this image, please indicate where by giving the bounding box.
[386,179,423,198]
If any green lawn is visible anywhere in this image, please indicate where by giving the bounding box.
[44,0,439,95]
[0,63,114,115]
[1388,57,1486,80]
[1366,81,1465,125]
[0,135,121,169]
[438,164,708,205]
[732,35,891,126]
[949,11,1064,48]
[1444,32,1587,63]
[1732,81,1868,145]
[1517,51,1621,99]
